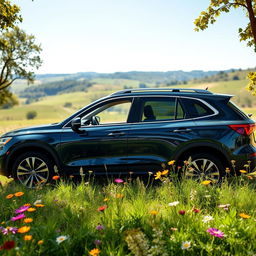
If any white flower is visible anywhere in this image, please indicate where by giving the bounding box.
[33,199,42,205]
[202,215,214,223]
[181,241,191,250]
[56,235,69,244]
[168,201,179,207]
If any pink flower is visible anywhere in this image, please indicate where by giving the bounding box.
[15,206,30,214]
[1,227,18,235]
[114,178,124,183]
[178,210,186,215]
[11,213,26,221]
[96,225,105,230]
[207,228,224,238]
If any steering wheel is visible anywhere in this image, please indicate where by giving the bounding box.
[91,116,100,125]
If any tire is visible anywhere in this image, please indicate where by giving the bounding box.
[183,153,224,183]
[12,152,54,188]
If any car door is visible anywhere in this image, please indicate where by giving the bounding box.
[60,98,134,175]
[127,96,197,173]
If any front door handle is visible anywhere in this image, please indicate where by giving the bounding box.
[108,131,126,137]
[172,128,192,133]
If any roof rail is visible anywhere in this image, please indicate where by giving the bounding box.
[111,88,212,95]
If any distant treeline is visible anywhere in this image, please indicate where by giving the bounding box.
[20,79,94,103]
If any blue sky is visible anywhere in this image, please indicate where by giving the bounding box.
[14,0,255,74]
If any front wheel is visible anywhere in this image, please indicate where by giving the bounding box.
[184,153,224,183]
[12,152,54,188]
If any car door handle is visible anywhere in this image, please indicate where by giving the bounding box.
[108,131,126,137]
[172,128,192,133]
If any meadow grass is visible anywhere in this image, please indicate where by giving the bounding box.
[0,173,256,256]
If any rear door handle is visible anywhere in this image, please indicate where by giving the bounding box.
[172,128,192,133]
[108,131,126,137]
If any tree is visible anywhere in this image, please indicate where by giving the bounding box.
[0,0,22,30]
[0,26,42,92]
[194,0,256,94]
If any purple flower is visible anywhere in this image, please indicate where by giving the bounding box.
[207,228,225,238]
[96,225,105,230]
[94,239,101,245]
[11,213,26,221]
[114,178,124,184]
[15,206,29,214]
[1,227,18,235]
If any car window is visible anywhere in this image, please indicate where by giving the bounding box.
[140,97,184,122]
[82,100,132,125]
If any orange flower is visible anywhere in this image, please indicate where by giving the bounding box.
[6,194,14,199]
[149,210,158,216]
[38,240,44,245]
[239,213,251,219]
[35,204,45,208]
[201,180,211,185]
[116,193,124,199]
[27,207,36,212]
[24,235,32,241]
[14,192,24,197]
[161,170,169,175]
[89,248,100,256]
[18,226,31,233]
[97,205,107,212]
[52,176,60,180]
[24,218,33,223]
[23,203,31,207]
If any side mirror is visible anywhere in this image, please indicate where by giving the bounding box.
[71,117,82,132]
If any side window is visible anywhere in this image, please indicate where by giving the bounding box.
[181,98,214,118]
[82,100,132,125]
[140,97,184,122]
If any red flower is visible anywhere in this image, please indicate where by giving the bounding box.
[97,205,107,212]
[1,241,15,250]
[178,210,186,215]
[193,208,200,213]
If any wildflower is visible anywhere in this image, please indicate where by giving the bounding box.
[148,171,153,176]
[56,235,69,244]
[97,205,107,212]
[202,215,214,223]
[27,207,36,212]
[33,200,42,205]
[24,235,32,241]
[168,160,175,165]
[24,218,33,223]
[103,198,109,202]
[15,205,30,214]
[239,170,247,174]
[193,208,200,213]
[181,241,191,250]
[168,201,179,207]
[161,170,169,175]
[0,240,15,250]
[96,224,105,230]
[69,175,74,179]
[225,168,230,173]
[207,228,224,238]
[18,226,30,233]
[114,178,123,183]
[38,240,44,245]
[35,204,45,208]
[94,239,101,246]
[247,175,253,180]
[244,164,249,168]
[14,192,24,197]
[116,193,124,199]
[89,248,100,256]
[178,210,186,215]
[239,213,251,219]
[154,171,162,180]
[11,214,26,222]
[23,203,31,207]
[149,210,158,216]
[6,194,14,199]
[201,180,211,185]
[218,204,230,208]
[170,227,178,231]
[1,227,18,235]
[52,176,60,180]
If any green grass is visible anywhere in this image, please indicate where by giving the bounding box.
[0,173,256,255]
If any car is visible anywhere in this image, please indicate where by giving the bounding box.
[0,88,256,187]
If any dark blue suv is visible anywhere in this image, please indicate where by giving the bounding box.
[0,88,255,187]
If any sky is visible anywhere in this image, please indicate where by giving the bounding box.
[13,0,256,74]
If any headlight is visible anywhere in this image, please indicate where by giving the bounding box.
[0,137,12,147]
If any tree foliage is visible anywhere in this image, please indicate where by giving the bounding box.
[0,26,42,92]
[195,0,256,95]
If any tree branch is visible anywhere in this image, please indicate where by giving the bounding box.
[0,77,19,91]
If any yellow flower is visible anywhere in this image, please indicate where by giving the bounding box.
[239,213,251,219]
[239,170,247,174]
[201,180,211,185]
[35,204,45,208]
[103,198,109,202]
[24,235,32,241]
[6,194,14,199]
[161,170,169,175]
[154,171,162,180]
[149,210,158,216]
[27,207,36,212]
[14,192,24,197]
[38,240,44,245]
[168,160,175,166]
[23,203,31,207]
[18,226,31,233]
[116,193,124,199]
[24,218,33,223]
[89,248,100,256]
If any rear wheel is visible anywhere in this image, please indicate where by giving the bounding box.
[12,152,54,188]
[184,153,224,183]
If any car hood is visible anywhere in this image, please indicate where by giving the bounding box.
[1,123,62,137]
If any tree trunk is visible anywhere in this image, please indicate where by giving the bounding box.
[246,0,256,45]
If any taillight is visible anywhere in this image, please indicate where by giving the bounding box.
[228,123,256,136]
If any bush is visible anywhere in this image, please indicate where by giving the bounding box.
[26,110,37,120]
[63,102,72,108]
